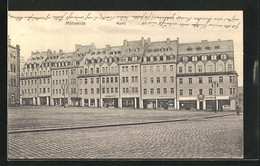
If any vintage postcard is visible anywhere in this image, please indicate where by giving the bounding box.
[7,11,243,159]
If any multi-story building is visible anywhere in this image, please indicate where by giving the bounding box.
[141,38,178,109]
[8,36,20,106]
[19,38,239,110]
[176,40,238,111]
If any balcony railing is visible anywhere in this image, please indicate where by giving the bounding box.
[77,71,119,78]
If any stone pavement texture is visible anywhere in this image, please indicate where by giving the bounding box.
[8,107,243,159]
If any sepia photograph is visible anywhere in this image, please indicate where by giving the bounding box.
[7,11,243,159]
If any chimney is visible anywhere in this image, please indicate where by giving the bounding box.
[141,37,145,47]
[123,39,128,46]
[47,49,51,55]
[218,39,221,41]
[147,38,151,45]
[59,49,63,55]
[91,42,96,49]
[75,44,81,51]
[105,44,111,50]
[166,38,170,44]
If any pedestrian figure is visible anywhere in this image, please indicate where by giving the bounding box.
[236,103,240,115]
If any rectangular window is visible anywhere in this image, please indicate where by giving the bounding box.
[85,89,88,94]
[91,78,94,84]
[111,77,113,83]
[150,77,154,83]
[96,78,99,84]
[219,76,223,83]
[150,88,154,94]
[96,67,100,73]
[150,66,153,72]
[102,78,105,83]
[188,66,192,73]
[163,88,167,94]
[199,89,203,95]
[144,89,147,95]
[132,87,135,93]
[135,87,138,93]
[163,77,167,83]
[189,78,192,84]
[163,65,166,72]
[189,89,192,95]
[208,65,213,72]
[199,77,203,84]
[156,66,160,72]
[106,77,109,83]
[208,77,212,83]
[170,65,173,71]
[220,88,223,95]
[209,89,213,95]
[180,89,183,96]
[91,88,94,94]
[102,88,105,94]
[179,78,183,84]
[229,76,232,82]
[157,88,160,94]
[126,88,129,93]
[115,77,118,83]
[143,66,146,73]
[228,64,232,71]
[233,88,235,94]
[126,77,129,83]
[157,77,160,83]
[111,88,114,93]
[85,79,88,84]
[170,76,174,82]
[115,87,118,93]
[132,76,135,83]
[106,88,109,93]
[171,88,174,94]
[143,77,147,83]
[198,66,202,72]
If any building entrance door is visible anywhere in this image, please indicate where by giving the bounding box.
[199,101,203,110]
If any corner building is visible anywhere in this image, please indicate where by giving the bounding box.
[176,40,238,111]
[20,38,239,110]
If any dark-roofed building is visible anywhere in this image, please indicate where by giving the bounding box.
[19,37,239,111]
[8,36,20,106]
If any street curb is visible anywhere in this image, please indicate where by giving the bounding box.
[8,113,235,134]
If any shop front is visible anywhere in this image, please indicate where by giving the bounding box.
[122,98,135,108]
[157,99,175,109]
[40,97,47,105]
[218,100,230,111]
[206,100,216,110]
[53,98,60,106]
[179,100,197,110]
[143,99,156,109]
[22,98,33,106]
[71,97,81,106]
[61,98,68,106]
[103,98,118,108]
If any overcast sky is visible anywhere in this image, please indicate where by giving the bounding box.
[8,11,243,86]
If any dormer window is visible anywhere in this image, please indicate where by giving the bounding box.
[206,46,211,50]
[202,56,207,61]
[192,56,197,61]
[211,55,217,60]
[196,47,202,51]
[221,54,227,59]
[153,56,157,61]
[126,49,131,52]
[183,57,188,61]
[143,57,147,62]
[167,47,172,51]
[187,47,192,51]
[135,48,140,52]
[215,45,220,49]
[147,57,150,62]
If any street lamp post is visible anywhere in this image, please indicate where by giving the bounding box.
[61,84,66,108]
[212,81,219,113]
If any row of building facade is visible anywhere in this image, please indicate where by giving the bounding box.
[19,37,239,110]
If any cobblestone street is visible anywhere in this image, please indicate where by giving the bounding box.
[8,107,243,159]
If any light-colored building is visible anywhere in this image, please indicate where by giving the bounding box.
[19,38,239,110]
[176,40,238,111]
